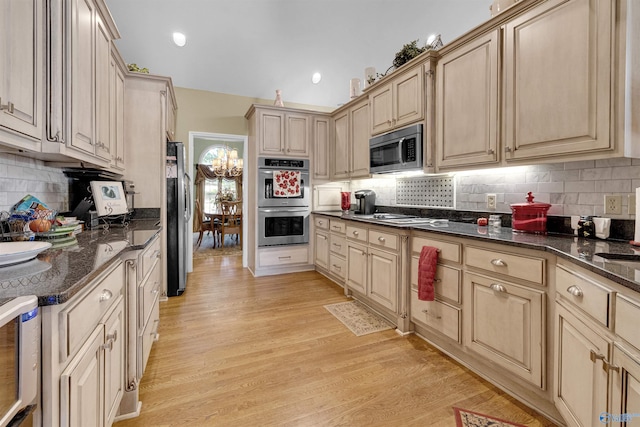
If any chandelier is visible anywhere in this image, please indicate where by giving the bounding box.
[211,147,243,177]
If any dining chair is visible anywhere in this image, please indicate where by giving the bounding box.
[194,199,218,248]
[220,201,242,248]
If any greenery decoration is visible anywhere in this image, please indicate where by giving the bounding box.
[127,63,149,73]
[392,39,427,69]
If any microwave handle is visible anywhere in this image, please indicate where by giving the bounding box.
[398,137,405,165]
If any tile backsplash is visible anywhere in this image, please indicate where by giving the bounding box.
[350,158,640,220]
[0,154,69,213]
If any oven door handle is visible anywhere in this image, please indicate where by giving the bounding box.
[259,208,309,213]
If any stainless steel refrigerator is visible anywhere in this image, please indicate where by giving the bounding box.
[166,141,192,296]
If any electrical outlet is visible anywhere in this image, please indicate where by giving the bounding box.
[604,194,622,215]
[629,194,636,215]
[487,194,497,210]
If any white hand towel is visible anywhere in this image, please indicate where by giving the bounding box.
[593,217,611,239]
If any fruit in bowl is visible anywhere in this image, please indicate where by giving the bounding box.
[29,218,52,233]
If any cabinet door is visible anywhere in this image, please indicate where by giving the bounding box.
[70,0,96,154]
[95,12,111,161]
[314,231,329,270]
[393,67,423,129]
[258,110,284,155]
[0,0,43,143]
[285,113,309,157]
[464,272,544,387]
[436,30,499,169]
[612,344,640,424]
[350,100,370,178]
[110,55,125,170]
[346,242,367,294]
[332,110,349,179]
[312,117,330,180]
[504,0,613,160]
[555,303,609,427]
[60,326,104,427]
[369,83,393,135]
[368,247,398,312]
[104,299,124,427]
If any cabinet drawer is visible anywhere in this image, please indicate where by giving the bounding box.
[259,246,309,267]
[616,295,640,351]
[411,256,461,303]
[369,229,399,252]
[329,253,346,280]
[329,219,345,234]
[140,300,160,374]
[63,261,125,358]
[412,236,461,264]
[314,216,330,230]
[556,265,611,327]
[466,246,544,285]
[140,236,161,280]
[330,234,347,257]
[139,260,161,329]
[346,224,367,243]
[411,290,460,343]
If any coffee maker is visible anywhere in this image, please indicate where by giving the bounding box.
[354,190,376,215]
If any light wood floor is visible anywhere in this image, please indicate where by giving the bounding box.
[115,254,558,427]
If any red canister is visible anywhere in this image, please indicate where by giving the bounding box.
[510,192,551,234]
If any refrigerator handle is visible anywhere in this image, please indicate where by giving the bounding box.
[184,173,192,221]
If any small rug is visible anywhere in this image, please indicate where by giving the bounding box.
[193,232,242,259]
[453,407,527,427]
[324,301,393,336]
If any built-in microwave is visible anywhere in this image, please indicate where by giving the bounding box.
[0,295,39,426]
[369,124,423,174]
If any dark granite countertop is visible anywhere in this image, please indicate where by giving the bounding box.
[313,211,640,293]
[0,219,161,306]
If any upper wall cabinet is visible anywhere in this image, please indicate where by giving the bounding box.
[369,62,424,136]
[503,0,613,161]
[0,0,44,152]
[312,115,332,181]
[436,30,500,170]
[45,0,121,168]
[330,98,370,180]
[249,106,311,158]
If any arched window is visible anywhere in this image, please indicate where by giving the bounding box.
[198,145,241,213]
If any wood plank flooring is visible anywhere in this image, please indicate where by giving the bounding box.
[114,253,558,427]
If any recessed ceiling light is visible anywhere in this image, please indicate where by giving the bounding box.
[172,32,186,47]
[312,72,322,84]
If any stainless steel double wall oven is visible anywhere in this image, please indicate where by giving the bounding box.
[257,157,310,246]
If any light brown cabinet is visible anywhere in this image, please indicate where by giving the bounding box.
[0,0,44,151]
[436,30,499,170]
[253,107,310,158]
[110,49,126,170]
[313,217,330,271]
[312,116,331,180]
[369,64,424,135]
[330,99,369,180]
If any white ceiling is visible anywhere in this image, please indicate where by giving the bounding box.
[105,0,491,108]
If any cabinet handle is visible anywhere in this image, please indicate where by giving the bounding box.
[590,350,606,363]
[352,231,359,236]
[489,283,507,293]
[99,289,113,302]
[101,340,113,351]
[487,149,494,154]
[378,236,386,243]
[333,244,341,248]
[421,309,442,320]
[505,146,512,153]
[153,250,161,259]
[490,258,507,267]
[434,278,442,283]
[106,330,118,343]
[387,120,392,125]
[278,256,292,260]
[0,98,14,113]
[603,359,620,373]
[318,221,324,226]
[566,285,583,297]
[332,264,342,271]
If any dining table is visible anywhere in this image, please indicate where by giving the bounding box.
[204,210,242,248]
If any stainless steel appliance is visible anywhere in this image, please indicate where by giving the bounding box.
[166,142,192,296]
[355,190,376,215]
[0,295,39,426]
[258,157,310,207]
[369,124,423,174]
[258,157,310,246]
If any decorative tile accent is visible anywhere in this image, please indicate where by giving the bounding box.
[396,176,454,207]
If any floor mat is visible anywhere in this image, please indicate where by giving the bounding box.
[453,407,527,427]
[324,300,394,336]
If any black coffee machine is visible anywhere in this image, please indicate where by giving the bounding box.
[354,190,376,215]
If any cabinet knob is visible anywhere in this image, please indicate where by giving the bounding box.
[0,98,14,113]
[505,146,512,153]
[352,231,359,236]
[489,283,507,293]
[378,236,386,243]
[490,258,507,267]
[566,285,583,297]
[99,289,113,302]
[487,149,494,154]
